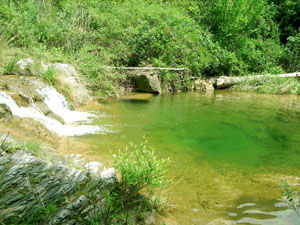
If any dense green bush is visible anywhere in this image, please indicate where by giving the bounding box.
[272,0,300,43]
[178,0,285,74]
[0,0,298,97]
[114,138,169,194]
[280,31,300,72]
[85,138,169,224]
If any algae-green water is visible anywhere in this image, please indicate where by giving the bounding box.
[79,90,300,224]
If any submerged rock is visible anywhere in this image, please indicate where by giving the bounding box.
[121,93,154,101]
[130,72,162,94]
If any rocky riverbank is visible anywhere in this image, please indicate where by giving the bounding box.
[0,56,299,224]
[0,134,116,224]
[190,72,300,95]
[0,62,119,224]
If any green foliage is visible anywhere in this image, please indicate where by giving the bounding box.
[0,0,298,96]
[23,203,57,225]
[114,138,170,194]
[25,140,41,156]
[181,0,284,74]
[41,66,57,86]
[78,138,170,225]
[272,0,300,43]
[111,138,169,223]
[281,179,300,218]
[280,31,300,72]
[3,59,19,75]
[233,76,300,94]
[0,135,41,156]
[0,135,24,153]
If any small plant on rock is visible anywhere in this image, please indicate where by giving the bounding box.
[3,60,19,75]
[41,66,57,86]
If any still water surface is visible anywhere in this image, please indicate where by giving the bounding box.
[76,90,300,224]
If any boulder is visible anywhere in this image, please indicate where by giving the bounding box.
[214,76,232,89]
[16,58,36,75]
[84,161,102,174]
[194,79,214,92]
[15,59,93,105]
[17,58,34,71]
[130,72,162,94]
[44,63,93,105]
[100,168,117,183]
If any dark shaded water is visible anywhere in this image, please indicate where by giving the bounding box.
[79,90,300,224]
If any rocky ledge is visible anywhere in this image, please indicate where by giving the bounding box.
[0,136,116,225]
[210,72,300,89]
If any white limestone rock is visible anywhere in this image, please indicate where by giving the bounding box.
[84,161,102,174]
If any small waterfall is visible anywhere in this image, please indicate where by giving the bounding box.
[37,86,98,124]
[0,91,107,136]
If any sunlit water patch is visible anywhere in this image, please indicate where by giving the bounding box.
[75,91,300,224]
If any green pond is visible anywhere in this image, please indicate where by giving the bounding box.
[77,90,300,224]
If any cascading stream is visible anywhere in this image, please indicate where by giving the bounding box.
[0,89,108,136]
[37,86,101,124]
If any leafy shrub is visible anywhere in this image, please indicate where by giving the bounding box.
[272,0,300,43]
[114,138,169,195]
[179,0,284,74]
[111,138,170,223]
[80,138,170,224]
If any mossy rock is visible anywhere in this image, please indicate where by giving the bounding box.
[130,72,162,94]
[0,104,12,119]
